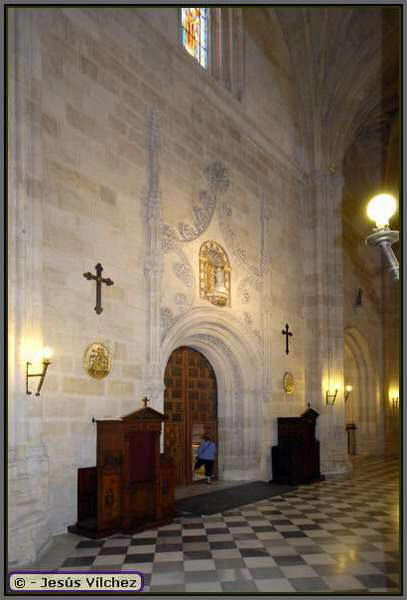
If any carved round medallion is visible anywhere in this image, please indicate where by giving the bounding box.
[283,371,295,395]
[83,343,112,379]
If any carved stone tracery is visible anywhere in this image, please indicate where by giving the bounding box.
[218,193,271,292]
[177,162,229,243]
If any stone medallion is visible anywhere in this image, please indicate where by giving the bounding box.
[83,343,112,379]
[283,371,295,395]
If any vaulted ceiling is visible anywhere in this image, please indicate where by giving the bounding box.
[251,6,402,291]
[273,6,400,173]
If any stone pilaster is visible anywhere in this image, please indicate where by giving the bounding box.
[303,170,351,476]
[8,8,50,566]
[144,108,164,413]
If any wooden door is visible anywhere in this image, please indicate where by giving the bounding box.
[164,347,218,485]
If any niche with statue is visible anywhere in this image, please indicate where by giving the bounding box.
[199,241,231,307]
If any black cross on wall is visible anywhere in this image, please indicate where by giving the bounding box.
[281,323,293,355]
[83,263,114,315]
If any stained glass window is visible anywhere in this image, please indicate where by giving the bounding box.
[181,7,208,69]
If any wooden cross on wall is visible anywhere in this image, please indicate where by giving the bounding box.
[83,263,114,315]
[281,323,293,355]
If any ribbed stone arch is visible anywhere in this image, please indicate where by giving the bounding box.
[275,6,399,168]
[160,307,265,481]
[344,326,383,455]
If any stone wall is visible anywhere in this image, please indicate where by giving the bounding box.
[8,7,308,565]
[9,5,398,567]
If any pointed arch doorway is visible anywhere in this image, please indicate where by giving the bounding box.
[164,346,218,486]
[344,326,383,456]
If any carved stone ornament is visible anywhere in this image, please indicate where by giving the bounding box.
[199,241,231,307]
[283,371,295,395]
[83,343,112,379]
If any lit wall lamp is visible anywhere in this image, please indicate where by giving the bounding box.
[26,347,53,396]
[344,385,353,402]
[392,392,399,416]
[365,193,399,281]
[325,389,338,406]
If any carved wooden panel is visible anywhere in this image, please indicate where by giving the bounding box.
[164,346,218,485]
[97,469,121,531]
[159,458,175,518]
[164,423,185,484]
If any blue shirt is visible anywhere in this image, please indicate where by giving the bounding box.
[198,440,216,460]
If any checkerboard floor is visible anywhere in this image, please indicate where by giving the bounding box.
[31,456,401,593]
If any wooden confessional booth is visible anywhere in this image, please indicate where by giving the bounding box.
[68,400,175,538]
[271,405,325,485]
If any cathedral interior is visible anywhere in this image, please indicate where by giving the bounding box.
[7,5,402,594]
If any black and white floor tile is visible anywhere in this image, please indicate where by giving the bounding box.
[31,457,402,593]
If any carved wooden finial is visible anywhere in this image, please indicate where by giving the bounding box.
[142,396,150,409]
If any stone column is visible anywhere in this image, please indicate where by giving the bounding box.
[260,194,273,478]
[303,170,351,476]
[144,109,164,413]
[8,8,50,566]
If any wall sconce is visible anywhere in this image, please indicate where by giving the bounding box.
[325,389,338,406]
[26,347,53,396]
[365,193,399,281]
[344,385,353,402]
[391,392,399,416]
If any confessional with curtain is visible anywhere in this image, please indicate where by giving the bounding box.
[68,402,175,538]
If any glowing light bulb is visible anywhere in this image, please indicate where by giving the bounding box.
[345,385,353,393]
[42,347,53,361]
[366,193,397,228]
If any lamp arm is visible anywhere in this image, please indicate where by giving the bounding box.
[379,241,399,281]
[26,362,32,395]
[35,360,51,396]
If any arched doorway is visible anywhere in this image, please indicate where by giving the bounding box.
[164,346,218,486]
[344,326,383,456]
[159,307,265,482]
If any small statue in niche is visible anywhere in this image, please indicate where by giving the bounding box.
[199,241,231,307]
[207,263,216,292]
[214,266,227,294]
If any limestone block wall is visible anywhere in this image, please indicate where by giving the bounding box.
[9,6,308,564]
[136,7,302,165]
